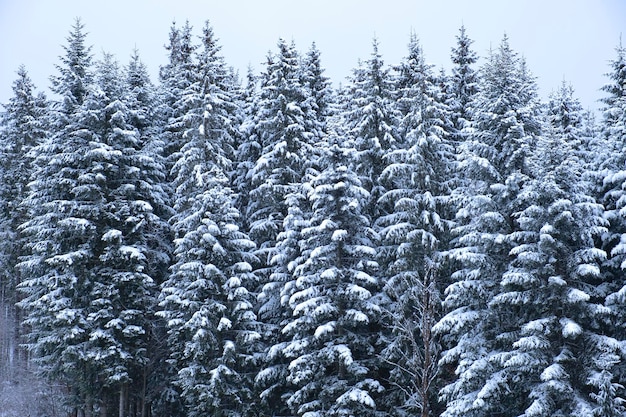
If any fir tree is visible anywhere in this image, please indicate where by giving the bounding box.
[232,66,263,232]
[168,20,236,213]
[300,42,335,144]
[246,39,319,417]
[472,36,541,176]
[0,66,48,382]
[121,48,176,417]
[448,25,479,144]
[159,169,260,417]
[50,17,93,121]
[159,21,261,417]
[597,41,626,414]
[282,132,383,417]
[19,29,169,413]
[599,40,626,172]
[340,38,400,219]
[17,22,98,413]
[254,44,333,416]
[486,127,608,416]
[435,35,542,417]
[255,189,310,416]
[247,38,315,256]
[544,82,588,179]
[157,20,197,178]
[378,34,453,417]
[598,42,626,280]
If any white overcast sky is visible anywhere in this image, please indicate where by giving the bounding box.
[1,0,624,113]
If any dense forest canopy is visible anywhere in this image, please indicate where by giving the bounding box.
[1,17,625,417]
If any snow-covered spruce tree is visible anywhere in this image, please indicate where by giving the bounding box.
[543,78,626,417]
[166,20,236,207]
[120,49,175,417]
[377,33,453,417]
[83,53,172,416]
[124,50,183,417]
[340,38,401,220]
[543,81,600,214]
[247,38,316,258]
[254,188,310,415]
[159,165,260,417]
[157,20,197,178]
[232,66,263,232]
[545,82,588,171]
[598,40,626,173]
[579,109,606,176]
[472,36,541,177]
[19,25,170,413]
[158,21,261,417]
[300,42,335,145]
[246,38,320,416]
[280,131,383,417]
[125,48,161,140]
[448,25,479,144]
[255,44,334,414]
[17,20,98,413]
[49,18,93,122]
[435,35,542,417]
[597,41,626,286]
[486,120,609,415]
[596,41,626,415]
[0,65,48,382]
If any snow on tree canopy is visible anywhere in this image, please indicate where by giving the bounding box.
[9,19,626,417]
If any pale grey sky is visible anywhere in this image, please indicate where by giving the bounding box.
[1,0,624,113]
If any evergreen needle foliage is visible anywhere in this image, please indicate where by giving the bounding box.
[0,18,624,417]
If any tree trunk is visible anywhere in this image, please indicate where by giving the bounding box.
[140,368,147,417]
[419,267,440,417]
[100,398,108,417]
[119,383,127,417]
[419,285,430,417]
[84,395,93,417]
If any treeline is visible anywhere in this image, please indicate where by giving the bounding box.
[1,17,625,417]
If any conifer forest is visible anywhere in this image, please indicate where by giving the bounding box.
[2,17,626,417]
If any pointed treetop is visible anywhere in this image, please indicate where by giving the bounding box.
[63,17,91,62]
[50,17,93,112]
[162,20,181,68]
[96,52,123,100]
[369,36,385,74]
[9,65,35,104]
[159,19,196,83]
[199,20,221,57]
[2,64,48,152]
[451,24,478,67]
[601,39,626,103]
[126,48,151,89]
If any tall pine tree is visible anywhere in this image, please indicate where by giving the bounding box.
[282,132,384,417]
[18,20,99,413]
[158,20,197,178]
[340,38,400,220]
[435,35,542,417]
[245,39,319,417]
[447,25,479,144]
[378,34,453,417]
[0,66,49,381]
[19,26,170,415]
[486,121,608,415]
[596,40,626,416]
[159,22,261,417]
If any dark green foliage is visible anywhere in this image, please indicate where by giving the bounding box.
[3,18,626,417]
